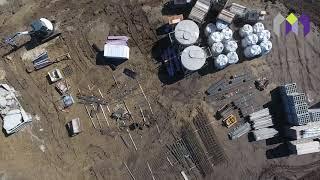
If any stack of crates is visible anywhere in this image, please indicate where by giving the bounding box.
[280,83,311,125]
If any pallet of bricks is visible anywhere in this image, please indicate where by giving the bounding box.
[189,0,211,23]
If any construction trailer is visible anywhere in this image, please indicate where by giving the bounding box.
[288,139,320,155]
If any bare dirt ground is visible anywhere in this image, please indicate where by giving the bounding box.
[0,0,320,180]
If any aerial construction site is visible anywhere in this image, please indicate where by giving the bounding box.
[0,0,320,179]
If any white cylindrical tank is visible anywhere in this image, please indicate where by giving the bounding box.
[216,20,229,31]
[181,46,206,71]
[227,52,239,64]
[222,27,233,42]
[241,34,259,47]
[174,20,200,46]
[204,23,217,37]
[208,32,224,46]
[257,30,271,42]
[260,40,272,55]
[224,40,238,52]
[239,24,253,37]
[244,45,262,58]
[214,54,228,69]
[253,22,265,34]
[211,42,224,56]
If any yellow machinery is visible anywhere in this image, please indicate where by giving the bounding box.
[223,114,237,128]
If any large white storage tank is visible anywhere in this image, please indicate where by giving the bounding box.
[227,52,239,64]
[181,46,206,71]
[204,23,217,37]
[244,45,262,58]
[211,42,224,56]
[241,34,258,47]
[253,22,265,34]
[257,30,271,42]
[174,20,200,46]
[260,40,272,55]
[239,24,253,37]
[221,27,233,42]
[208,32,224,46]
[214,54,228,69]
[224,40,238,53]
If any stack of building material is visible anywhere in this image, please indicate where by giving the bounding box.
[252,128,278,141]
[285,121,320,139]
[0,84,32,134]
[229,3,247,17]
[280,83,312,125]
[288,139,320,155]
[188,0,211,23]
[309,109,320,122]
[249,108,273,130]
[228,122,251,140]
[217,10,235,24]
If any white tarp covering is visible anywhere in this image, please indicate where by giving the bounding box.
[0,84,32,134]
[104,44,130,59]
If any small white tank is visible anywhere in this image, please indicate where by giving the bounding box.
[208,32,224,46]
[244,45,262,58]
[257,30,271,42]
[214,54,228,69]
[260,40,272,55]
[227,52,239,64]
[241,34,259,47]
[216,20,229,31]
[224,40,238,52]
[222,28,233,42]
[211,42,224,56]
[239,24,253,37]
[253,22,265,34]
[204,23,217,37]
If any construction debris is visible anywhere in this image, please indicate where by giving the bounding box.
[77,95,107,105]
[255,78,269,91]
[0,84,32,134]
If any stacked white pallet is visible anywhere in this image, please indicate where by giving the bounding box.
[249,108,273,130]
[252,128,278,141]
[189,0,211,23]
[285,121,320,140]
[251,116,273,130]
[288,139,320,155]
